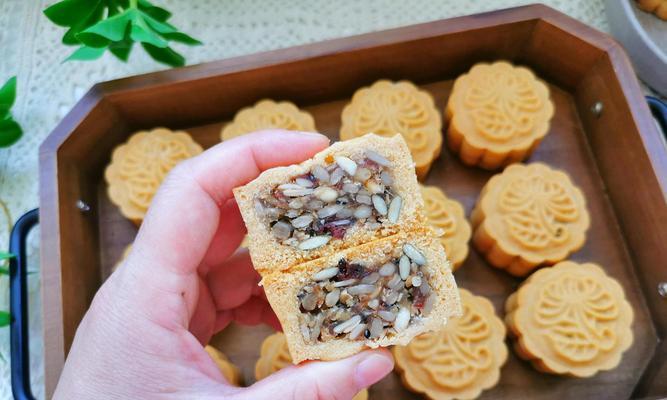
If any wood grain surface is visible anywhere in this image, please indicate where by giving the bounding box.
[39,4,667,399]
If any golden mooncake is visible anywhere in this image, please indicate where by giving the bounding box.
[446,61,554,170]
[204,345,243,386]
[221,99,316,141]
[255,332,368,400]
[505,261,634,377]
[340,80,442,180]
[421,186,471,270]
[471,163,590,277]
[636,0,667,19]
[394,289,507,400]
[105,128,203,224]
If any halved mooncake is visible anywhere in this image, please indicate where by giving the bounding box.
[234,134,426,273]
[261,232,459,363]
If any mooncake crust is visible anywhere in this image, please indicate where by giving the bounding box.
[221,99,316,141]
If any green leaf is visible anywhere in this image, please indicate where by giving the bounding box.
[0,251,14,260]
[0,77,17,117]
[0,311,10,327]
[44,0,101,27]
[141,12,177,34]
[0,266,8,275]
[0,118,22,147]
[65,46,106,62]
[77,9,134,46]
[130,21,168,48]
[161,31,202,46]
[109,40,134,61]
[62,1,107,45]
[141,43,184,67]
[137,0,171,21]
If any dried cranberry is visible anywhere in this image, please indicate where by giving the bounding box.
[327,225,347,239]
[412,289,427,310]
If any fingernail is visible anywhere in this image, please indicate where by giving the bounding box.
[293,131,330,140]
[355,352,394,387]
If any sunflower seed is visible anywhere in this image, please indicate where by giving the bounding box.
[330,168,345,185]
[349,323,367,339]
[333,315,361,334]
[368,298,380,309]
[333,279,357,287]
[310,322,321,342]
[335,156,358,176]
[379,263,396,276]
[318,204,343,218]
[399,255,411,280]
[356,194,372,205]
[388,196,402,223]
[291,214,314,228]
[306,200,324,210]
[301,324,311,341]
[328,219,352,226]
[420,282,431,295]
[354,167,372,182]
[254,200,264,215]
[367,222,381,230]
[412,276,422,287]
[372,195,388,215]
[299,235,331,250]
[342,182,360,194]
[378,310,396,322]
[325,288,341,307]
[395,307,410,332]
[387,274,402,289]
[335,208,353,219]
[347,284,376,295]
[272,221,292,240]
[312,165,330,183]
[362,272,380,284]
[288,199,304,209]
[314,187,339,203]
[301,293,318,311]
[383,291,399,305]
[369,317,384,338]
[296,178,314,188]
[351,205,370,219]
[380,171,394,186]
[283,188,314,197]
[403,244,426,265]
[279,183,303,190]
[366,150,391,166]
[313,267,339,281]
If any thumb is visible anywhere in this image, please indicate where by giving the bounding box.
[242,349,394,400]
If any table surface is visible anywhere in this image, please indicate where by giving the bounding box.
[0,0,655,398]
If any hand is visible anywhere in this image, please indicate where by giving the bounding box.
[54,130,394,399]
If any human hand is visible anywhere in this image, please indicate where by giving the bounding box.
[53,130,394,399]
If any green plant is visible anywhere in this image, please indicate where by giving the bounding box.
[0,252,14,327]
[44,0,202,67]
[0,77,22,148]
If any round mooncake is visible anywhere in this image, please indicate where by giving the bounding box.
[221,99,316,140]
[105,128,203,224]
[394,289,508,400]
[446,61,554,170]
[636,0,667,19]
[505,261,634,377]
[255,332,368,400]
[471,163,590,276]
[340,80,442,180]
[205,345,242,386]
[421,186,471,270]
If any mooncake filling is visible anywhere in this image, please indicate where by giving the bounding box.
[254,150,402,250]
[297,243,434,343]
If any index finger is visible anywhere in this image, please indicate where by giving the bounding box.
[129,131,329,306]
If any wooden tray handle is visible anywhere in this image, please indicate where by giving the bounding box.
[9,208,38,400]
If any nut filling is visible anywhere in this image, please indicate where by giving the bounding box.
[297,244,434,343]
[254,150,401,250]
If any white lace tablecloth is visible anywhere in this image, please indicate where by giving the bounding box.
[0,1,613,398]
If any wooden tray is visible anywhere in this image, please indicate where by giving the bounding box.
[39,4,667,399]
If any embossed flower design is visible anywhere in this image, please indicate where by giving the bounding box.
[421,186,471,268]
[221,100,316,140]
